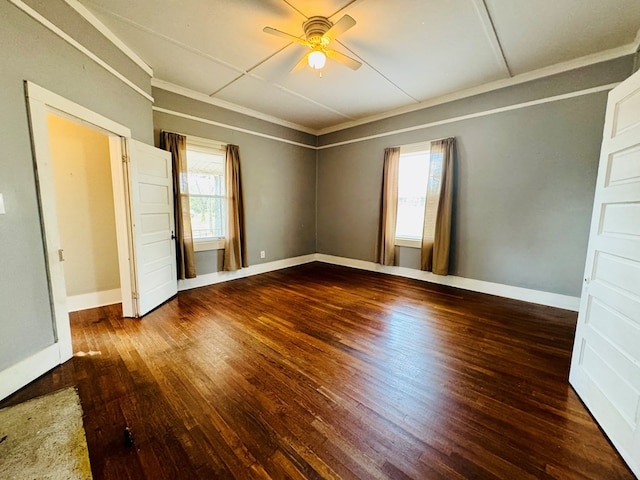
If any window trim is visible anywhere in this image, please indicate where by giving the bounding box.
[193,238,225,251]
[395,237,421,248]
[187,135,226,153]
[186,135,227,252]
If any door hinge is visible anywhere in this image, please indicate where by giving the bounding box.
[132,292,139,300]
[122,153,129,164]
[58,249,65,262]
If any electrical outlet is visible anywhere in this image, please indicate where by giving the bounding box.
[260,250,266,259]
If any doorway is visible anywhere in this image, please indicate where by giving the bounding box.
[0,82,139,399]
[4,82,177,400]
[25,81,137,363]
[47,114,122,312]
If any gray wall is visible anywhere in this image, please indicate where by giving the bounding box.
[0,0,634,379]
[317,58,635,297]
[0,0,153,371]
[152,88,317,275]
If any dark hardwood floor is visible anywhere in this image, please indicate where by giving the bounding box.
[1,263,634,479]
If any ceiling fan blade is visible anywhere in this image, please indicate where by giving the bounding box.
[323,14,356,40]
[263,26,307,46]
[290,53,309,73]
[326,49,362,70]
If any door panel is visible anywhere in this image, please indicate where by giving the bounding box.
[569,69,640,477]
[128,140,177,316]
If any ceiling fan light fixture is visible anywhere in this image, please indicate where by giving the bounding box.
[308,48,326,69]
[264,14,361,72]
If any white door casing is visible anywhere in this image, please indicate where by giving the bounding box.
[569,69,640,477]
[0,82,134,400]
[2,82,178,400]
[128,140,178,316]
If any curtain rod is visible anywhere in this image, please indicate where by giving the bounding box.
[161,129,227,150]
[392,136,454,149]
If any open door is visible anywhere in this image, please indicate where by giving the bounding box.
[569,69,640,476]
[3,82,179,400]
[127,140,178,316]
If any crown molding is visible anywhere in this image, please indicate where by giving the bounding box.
[153,81,617,152]
[9,0,153,102]
[152,106,316,149]
[316,42,635,136]
[63,0,153,76]
[151,79,318,136]
[317,82,619,149]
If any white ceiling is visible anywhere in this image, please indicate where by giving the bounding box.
[79,0,640,133]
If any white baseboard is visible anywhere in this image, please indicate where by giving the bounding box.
[66,288,121,312]
[178,254,317,291]
[0,254,576,401]
[0,344,61,400]
[315,254,581,311]
[177,252,580,311]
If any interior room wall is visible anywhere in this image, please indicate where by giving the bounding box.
[0,0,153,372]
[48,114,120,297]
[316,57,635,298]
[1,0,635,380]
[152,88,318,276]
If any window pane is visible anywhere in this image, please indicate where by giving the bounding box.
[189,195,225,239]
[423,151,443,242]
[187,172,224,196]
[395,151,430,240]
[186,146,226,240]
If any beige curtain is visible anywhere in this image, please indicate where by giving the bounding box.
[377,147,400,266]
[421,137,455,275]
[160,131,196,279]
[223,144,248,271]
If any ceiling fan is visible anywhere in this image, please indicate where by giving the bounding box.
[263,15,362,72]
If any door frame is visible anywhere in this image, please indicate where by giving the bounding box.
[0,82,140,399]
[25,81,137,349]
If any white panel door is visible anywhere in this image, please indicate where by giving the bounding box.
[569,69,640,477]
[128,140,177,316]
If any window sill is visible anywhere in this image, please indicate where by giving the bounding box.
[194,238,225,252]
[395,238,421,248]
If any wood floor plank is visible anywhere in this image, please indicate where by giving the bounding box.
[1,263,634,479]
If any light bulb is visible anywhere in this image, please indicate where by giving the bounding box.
[308,49,326,70]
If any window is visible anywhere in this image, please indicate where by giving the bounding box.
[185,138,226,251]
[395,144,442,247]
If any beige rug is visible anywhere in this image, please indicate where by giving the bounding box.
[0,387,92,480]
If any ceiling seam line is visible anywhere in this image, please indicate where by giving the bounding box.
[479,0,512,77]
[328,0,366,21]
[208,74,246,97]
[316,43,634,135]
[248,73,355,119]
[153,79,316,134]
[209,43,294,97]
[87,5,248,77]
[335,40,420,103]
[280,0,308,19]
